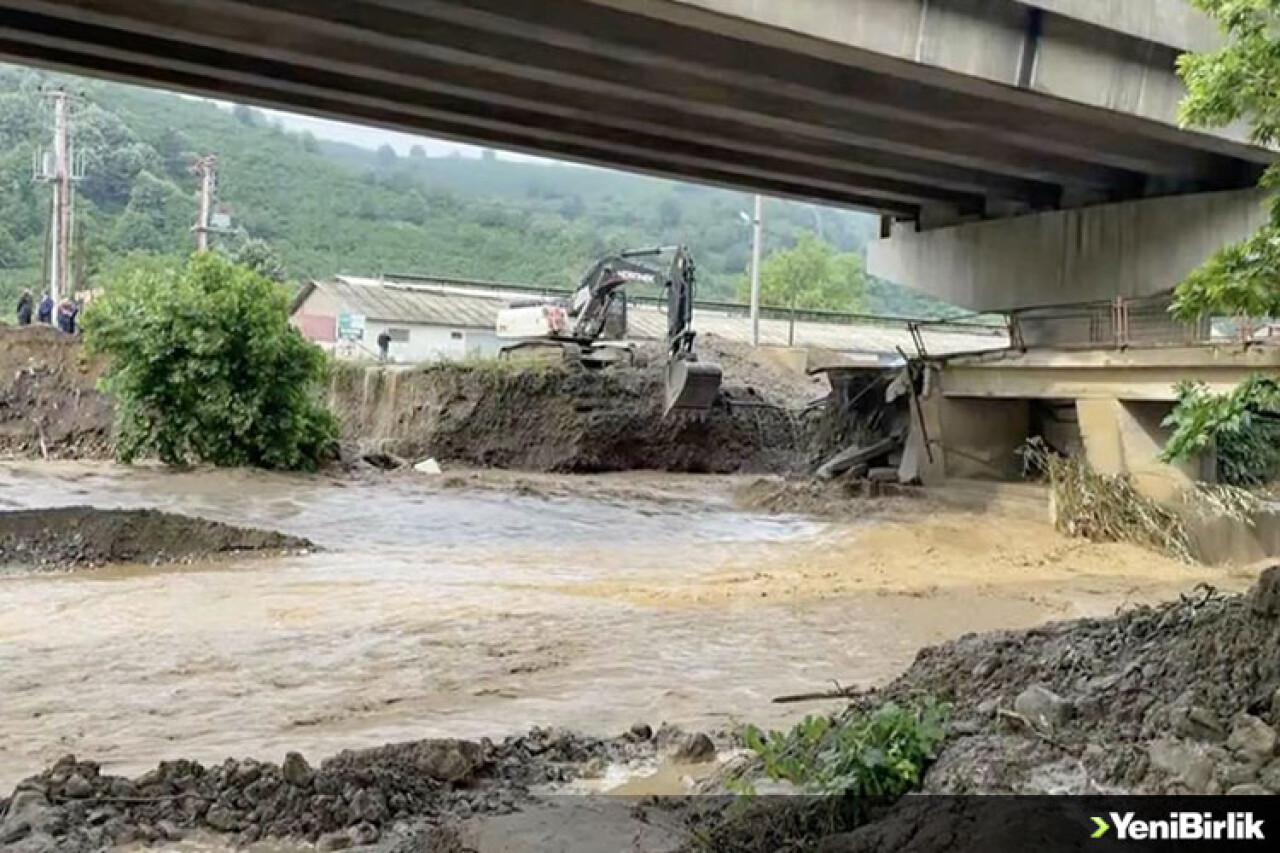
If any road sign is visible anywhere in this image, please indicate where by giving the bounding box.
[337,312,366,341]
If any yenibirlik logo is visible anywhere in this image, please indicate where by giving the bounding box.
[1091,812,1265,841]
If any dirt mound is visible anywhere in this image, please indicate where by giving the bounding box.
[0,728,666,852]
[334,362,818,474]
[0,506,312,570]
[869,568,1280,797]
[0,327,112,460]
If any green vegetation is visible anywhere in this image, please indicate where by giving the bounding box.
[687,701,947,853]
[736,232,867,312]
[83,253,338,471]
[0,62,959,317]
[1162,376,1280,486]
[741,700,948,797]
[1166,2,1280,485]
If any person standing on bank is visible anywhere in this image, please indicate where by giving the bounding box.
[15,289,33,326]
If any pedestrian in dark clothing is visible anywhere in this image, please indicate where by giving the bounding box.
[15,289,33,326]
[56,299,74,334]
[37,293,53,324]
[377,330,391,361]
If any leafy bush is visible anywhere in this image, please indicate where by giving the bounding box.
[1162,376,1280,486]
[83,252,338,470]
[742,700,948,798]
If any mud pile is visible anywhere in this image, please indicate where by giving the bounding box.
[0,327,111,459]
[690,568,1280,852]
[0,506,312,570]
[0,728,669,852]
[333,361,818,475]
[879,566,1280,797]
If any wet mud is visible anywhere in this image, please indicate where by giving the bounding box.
[0,326,111,460]
[0,506,312,572]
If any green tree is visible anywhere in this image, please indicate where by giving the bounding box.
[738,233,867,311]
[376,143,397,168]
[82,253,338,471]
[233,238,287,283]
[1159,1,1280,482]
[1173,0,1280,321]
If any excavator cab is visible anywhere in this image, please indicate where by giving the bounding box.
[655,246,723,416]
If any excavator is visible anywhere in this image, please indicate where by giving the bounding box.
[495,246,723,416]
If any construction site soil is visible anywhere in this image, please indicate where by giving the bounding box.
[331,339,837,476]
[5,568,1277,852]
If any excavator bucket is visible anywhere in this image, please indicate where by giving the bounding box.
[663,358,723,416]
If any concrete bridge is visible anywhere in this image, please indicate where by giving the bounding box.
[1,0,1272,311]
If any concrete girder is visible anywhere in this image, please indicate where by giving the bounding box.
[400,0,1254,177]
[0,32,923,216]
[6,0,1143,198]
[0,0,1270,219]
[589,0,1263,162]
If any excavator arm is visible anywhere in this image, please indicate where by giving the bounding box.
[567,254,662,341]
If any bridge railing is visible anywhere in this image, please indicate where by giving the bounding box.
[999,294,1215,352]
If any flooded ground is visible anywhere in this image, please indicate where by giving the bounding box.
[0,462,1253,796]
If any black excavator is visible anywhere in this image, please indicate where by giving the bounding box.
[494,245,723,415]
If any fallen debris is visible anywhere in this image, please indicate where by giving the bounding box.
[0,727,691,852]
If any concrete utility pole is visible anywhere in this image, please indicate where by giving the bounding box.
[35,89,76,302]
[749,194,763,347]
[192,154,218,252]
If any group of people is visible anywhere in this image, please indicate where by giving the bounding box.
[15,289,81,334]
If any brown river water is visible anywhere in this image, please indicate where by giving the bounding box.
[0,461,1251,803]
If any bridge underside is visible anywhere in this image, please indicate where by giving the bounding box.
[0,0,1271,225]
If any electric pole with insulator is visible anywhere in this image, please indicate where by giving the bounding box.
[192,154,218,252]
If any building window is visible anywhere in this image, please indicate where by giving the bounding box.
[450,331,464,340]
[387,327,410,342]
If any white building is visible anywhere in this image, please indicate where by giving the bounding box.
[290,274,1007,364]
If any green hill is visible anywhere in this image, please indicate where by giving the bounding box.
[0,63,962,317]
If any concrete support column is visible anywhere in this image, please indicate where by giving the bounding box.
[1076,397,1199,501]
[868,189,1270,311]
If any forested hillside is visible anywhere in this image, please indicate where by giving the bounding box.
[0,63,959,316]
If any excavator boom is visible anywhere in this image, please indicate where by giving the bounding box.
[658,246,723,416]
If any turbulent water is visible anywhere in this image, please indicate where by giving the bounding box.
[0,462,1238,798]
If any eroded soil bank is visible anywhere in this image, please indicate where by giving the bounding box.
[329,346,829,476]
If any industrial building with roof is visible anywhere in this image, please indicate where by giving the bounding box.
[289,274,1007,364]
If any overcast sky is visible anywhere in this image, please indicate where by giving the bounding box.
[263,107,550,163]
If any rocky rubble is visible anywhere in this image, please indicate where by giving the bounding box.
[868,566,1280,797]
[0,726,708,852]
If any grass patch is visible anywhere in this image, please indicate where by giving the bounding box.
[686,700,947,852]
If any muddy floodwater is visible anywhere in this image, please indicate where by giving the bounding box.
[0,462,1250,795]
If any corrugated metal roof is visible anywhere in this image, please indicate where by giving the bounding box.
[298,276,1007,357]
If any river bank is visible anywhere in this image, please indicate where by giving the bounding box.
[0,459,1264,851]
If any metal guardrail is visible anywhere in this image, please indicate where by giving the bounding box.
[1003,294,1212,351]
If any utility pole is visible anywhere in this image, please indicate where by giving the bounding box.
[749,194,763,347]
[192,154,218,252]
[34,89,80,302]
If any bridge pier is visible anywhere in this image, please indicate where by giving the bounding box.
[868,188,1270,311]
